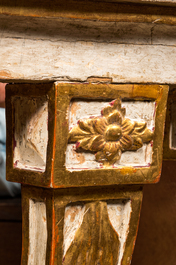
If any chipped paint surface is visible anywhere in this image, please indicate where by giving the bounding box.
[107,200,131,265]
[63,200,131,265]
[63,204,85,257]
[13,97,48,172]
[28,199,47,265]
[66,100,155,170]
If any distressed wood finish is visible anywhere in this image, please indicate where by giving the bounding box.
[67,99,154,168]
[3,2,172,264]
[6,83,168,188]
[0,17,176,83]
[5,81,168,264]
[21,185,143,265]
[1,0,176,25]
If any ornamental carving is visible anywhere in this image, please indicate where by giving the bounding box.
[63,201,120,265]
[68,99,154,166]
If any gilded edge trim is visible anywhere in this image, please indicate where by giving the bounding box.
[5,83,56,187]
[54,83,168,187]
[1,1,176,26]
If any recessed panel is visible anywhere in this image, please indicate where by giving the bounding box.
[28,199,47,265]
[13,96,48,172]
[66,99,155,171]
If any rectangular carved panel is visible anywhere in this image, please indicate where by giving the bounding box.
[13,96,48,172]
[6,83,168,188]
[66,100,155,170]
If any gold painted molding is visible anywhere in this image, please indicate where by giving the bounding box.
[1,0,176,25]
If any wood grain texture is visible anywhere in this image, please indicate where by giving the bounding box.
[21,185,142,265]
[0,0,176,25]
[6,83,168,187]
[2,162,176,265]
[0,16,176,83]
[63,201,120,265]
[28,200,47,265]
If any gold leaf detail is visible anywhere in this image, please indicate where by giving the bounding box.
[63,201,120,265]
[68,99,154,166]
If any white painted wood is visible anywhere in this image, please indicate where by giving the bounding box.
[13,97,48,172]
[63,204,85,257]
[0,16,176,83]
[66,100,155,170]
[107,200,131,265]
[28,200,47,265]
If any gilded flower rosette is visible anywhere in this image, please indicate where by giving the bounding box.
[68,98,153,167]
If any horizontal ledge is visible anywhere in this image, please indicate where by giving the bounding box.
[0,42,176,83]
[1,0,176,25]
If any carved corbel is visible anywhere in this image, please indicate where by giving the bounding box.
[5,83,168,265]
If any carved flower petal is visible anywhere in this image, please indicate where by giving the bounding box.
[129,137,143,151]
[77,135,105,152]
[132,122,147,135]
[101,106,113,116]
[111,99,121,110]
[68,126,91,142]
[104,141,120,154]
[120,107,126,117]
[120,134,133,150]
[89,135,105,151]
[102,142,120,162]
[121,118,135,134]
[103,142,121,162]
[96,148,122,164]
[138,128,153,143]
[111,99,126,117]
[111,149,122,164]
[93,117,108,135]
[107,110,122,125]
[95,151,107,162]
[76,137,92,150]
[78,119,95,134]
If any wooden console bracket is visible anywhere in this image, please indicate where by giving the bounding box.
[5,82,168,265]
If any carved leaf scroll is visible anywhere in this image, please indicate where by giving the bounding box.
[68,99,154,166]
